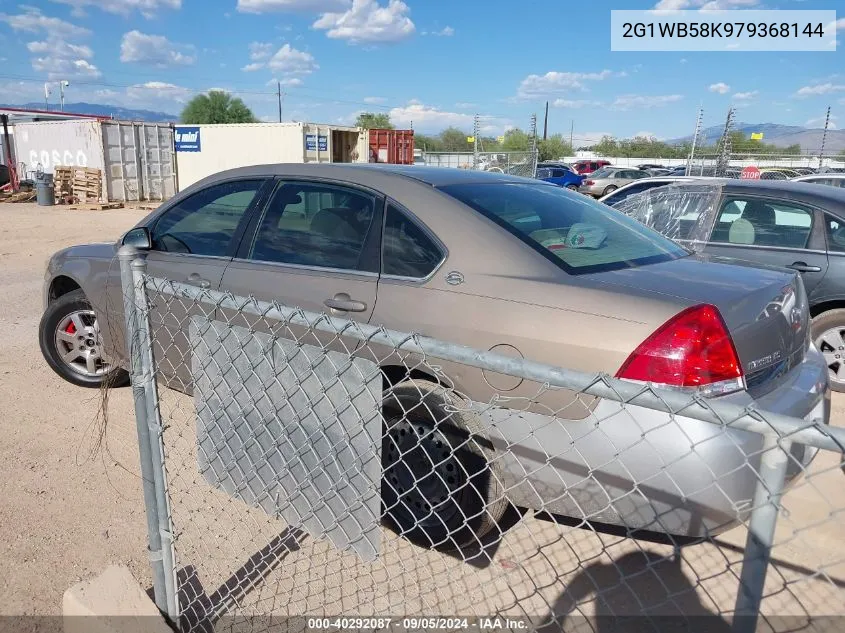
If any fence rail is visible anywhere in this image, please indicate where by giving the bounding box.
[118,246,845,633]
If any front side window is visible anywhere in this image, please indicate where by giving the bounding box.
[151,179,263,256]
[709,197,813,248]
[441,182,687,275]
[250,181,377,271]
[382,204,443,278]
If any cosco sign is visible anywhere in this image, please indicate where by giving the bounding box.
[28,149,89,170]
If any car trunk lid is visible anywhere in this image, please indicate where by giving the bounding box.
[587,254,810,397]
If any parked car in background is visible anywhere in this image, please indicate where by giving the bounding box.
[599,176,709,207]
[537,161,576,171]
[636,163,665,170]
[791,173,845,189]
[791,167,817,176]
[759,167,801,180]
[536,166,584,190]
[573,159,611,175]
[38,164,828,543]
[578,167,650,197]
[615,179,845,391]
[644,168,674,177]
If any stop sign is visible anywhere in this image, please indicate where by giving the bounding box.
[741,166,762,180]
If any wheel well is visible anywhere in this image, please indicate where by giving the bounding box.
[810,300,845,319]
[380,364,442,389]
[49,276,81,303]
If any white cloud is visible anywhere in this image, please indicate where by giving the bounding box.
[796,83,845,96]
[313,0,415,44]
[48,0,181,19]
[388,102,509,134]
[363,96,386,104]
[32,56,101,79]
[238,0,349,12]
[806,114,838,129]
[517,70,615,99]
[120,31,196,67]
[709,82,730,94]
[454,102,476,109]
[611,94,683,110]
[733,90,758,100]
[280,77,303,86]
[825,17,845,32]
[27,40,93,59]
[432,26,454,36]
[0,6,90,39]
[680,58,688,64]
[242,62,265,72]
[126,81,193,105]
[266,44,319,74]
[552,99,598,108]
[571,131,613,146]
[634,131,657,139]
[249,41,274,60]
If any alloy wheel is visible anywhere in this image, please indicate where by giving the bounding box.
[54,309,110,378]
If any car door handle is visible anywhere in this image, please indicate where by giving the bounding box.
[788,262,822,273]
[186,273,211,289]
[324,293,367,313]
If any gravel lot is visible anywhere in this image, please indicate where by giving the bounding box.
[1,201,843,623]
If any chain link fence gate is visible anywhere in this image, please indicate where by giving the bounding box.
[117,247,845,633]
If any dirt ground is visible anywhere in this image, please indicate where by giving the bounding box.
[1,201,843,624]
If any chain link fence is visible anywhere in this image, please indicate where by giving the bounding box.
[117,249,845,633]
[684,154,845,179]
[419,152,538,179]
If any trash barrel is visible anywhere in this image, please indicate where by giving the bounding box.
[36,173,55,206]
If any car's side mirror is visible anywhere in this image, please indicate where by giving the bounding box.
[122,227,152,250]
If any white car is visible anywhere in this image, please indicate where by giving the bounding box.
[598,176,711,207]
[790,173,845,189]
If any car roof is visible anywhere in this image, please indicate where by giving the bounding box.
[193,163,542,189]
[792,173,845,180]
[669,177,845,206]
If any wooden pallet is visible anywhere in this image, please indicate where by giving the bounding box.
[70,166,103,203]
[67,202,124,210]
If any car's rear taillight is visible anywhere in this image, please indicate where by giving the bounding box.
[584,180,594,185]
[616,304,745,396]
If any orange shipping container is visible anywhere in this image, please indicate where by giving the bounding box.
[368,128,414,165]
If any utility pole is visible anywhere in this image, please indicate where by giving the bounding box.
[472,113,480,169]
[543,101,549,140]
[44,83,51,111]
[529,113,538,174]
[716,106,736,177]
[687,105,704,174]
[819,105,831,170]
[59,80,69,111]
[569,120,574,151]
[277,81,282,122]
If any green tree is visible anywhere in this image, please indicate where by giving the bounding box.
[414,134,441,151]
[180,90,257,124]
[537,134,573,162]
[439,127,471,151]
[355,112,393,129]
[592,135,620,157]
[500,128,532,152]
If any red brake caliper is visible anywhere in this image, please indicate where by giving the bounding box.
[66,321,77,335]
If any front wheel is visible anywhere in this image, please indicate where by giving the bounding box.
[566,184,578,191]
[381,380,507,551]
[39,289,129,389]
[812,309,845,392]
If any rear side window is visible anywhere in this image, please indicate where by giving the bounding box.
[709,198,813,248]
[382,204,443,278]
[826,215,845,253]
[249,181,378,271]
[441,182,687,275]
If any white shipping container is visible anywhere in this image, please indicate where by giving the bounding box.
[13,119,176,201]
[174,122,369,190]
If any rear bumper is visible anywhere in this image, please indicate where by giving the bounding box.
[477,344,830,538]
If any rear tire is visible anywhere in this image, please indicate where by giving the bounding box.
[39,289,129,389]
[566,184,578,191]
[811,309,845,392]
[602,185,618,196]
[381,380,507,551]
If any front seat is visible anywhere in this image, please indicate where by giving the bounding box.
[310,208,361,243]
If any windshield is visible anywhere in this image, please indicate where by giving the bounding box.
[441,182,688,275]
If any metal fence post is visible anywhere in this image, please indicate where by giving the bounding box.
[732,434,792,633]
[117,245,170,615]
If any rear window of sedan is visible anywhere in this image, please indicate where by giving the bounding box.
[441,182,689,275]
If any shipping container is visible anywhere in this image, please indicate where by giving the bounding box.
[367,129,414,165]
[12,119,175,201]
[173,122,369,190]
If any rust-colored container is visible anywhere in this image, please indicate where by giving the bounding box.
[368,128,414,165]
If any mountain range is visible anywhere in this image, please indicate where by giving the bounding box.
[2,102,178,122]
[670,122,845,153]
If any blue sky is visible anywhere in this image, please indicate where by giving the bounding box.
[0,0,843,143]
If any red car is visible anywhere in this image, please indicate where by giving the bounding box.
[573,159,611,175]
